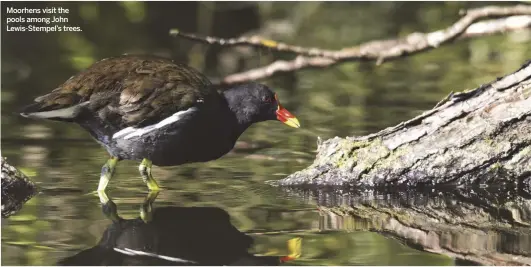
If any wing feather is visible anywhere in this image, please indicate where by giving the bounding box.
[21,55,217,130]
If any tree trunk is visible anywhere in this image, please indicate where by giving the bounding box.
[278,61,531,188]
[283,187,531,266]
[1,157,37,218]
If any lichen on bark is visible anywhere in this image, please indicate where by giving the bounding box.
[279,61,531,188]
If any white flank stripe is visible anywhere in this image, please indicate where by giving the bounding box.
[114,248,195,263]
[112,107,197,140]
[113,247,135,256]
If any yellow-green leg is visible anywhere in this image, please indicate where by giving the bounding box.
[139,158,160,191]
[140,191,159,223]
[98,157,118,192]
[97,190,123,223]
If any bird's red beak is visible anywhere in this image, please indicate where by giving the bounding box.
[275,94,300,128]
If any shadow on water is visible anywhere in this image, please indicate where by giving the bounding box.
[278,185,531,266]
[58,191,301,266]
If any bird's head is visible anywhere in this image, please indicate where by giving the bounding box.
[224,83,300,128]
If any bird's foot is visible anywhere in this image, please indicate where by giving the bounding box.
[96,157,118,192]
[140,190,159,223]
[97,190,110,204]
[139,159,161,191]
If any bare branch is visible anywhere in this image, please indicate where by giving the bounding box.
[223,14,531,84]
[459,15,531,38]
[170,5,531,85]
[169,29,338,58]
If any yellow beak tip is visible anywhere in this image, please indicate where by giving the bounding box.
[284,118,301,128]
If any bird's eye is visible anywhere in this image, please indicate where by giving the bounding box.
[263,96,272,103]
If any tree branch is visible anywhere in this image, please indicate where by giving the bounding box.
[170,5,531,85]
[459,15,531,38]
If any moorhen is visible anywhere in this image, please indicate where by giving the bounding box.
[20,55,300,191]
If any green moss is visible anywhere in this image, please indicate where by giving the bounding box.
[523,87,531,99]
[371,145,408,170]
[332,138,393,177]
[484,137,494,146]
[333,139,371,168]
[489,162,503,171]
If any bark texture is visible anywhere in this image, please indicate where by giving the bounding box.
[1,157,37,218]
[283,187,531,266]
[278,61,531,188]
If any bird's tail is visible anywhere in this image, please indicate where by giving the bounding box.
[20,101,89,122]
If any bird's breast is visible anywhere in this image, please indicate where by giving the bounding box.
[109,109,239,166]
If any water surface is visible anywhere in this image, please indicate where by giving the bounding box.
[2,2,530,265]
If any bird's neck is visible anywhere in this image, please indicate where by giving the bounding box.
[221,89,255,131]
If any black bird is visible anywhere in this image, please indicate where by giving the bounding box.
[58,191,302,266]
[20,55,300,191]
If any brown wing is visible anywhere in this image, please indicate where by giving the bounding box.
[25,55,216,128]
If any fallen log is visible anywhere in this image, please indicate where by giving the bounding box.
[278,60,531,188]
[1,157,37,218]
[282,187,531,266]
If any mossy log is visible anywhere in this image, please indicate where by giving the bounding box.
[283,187,531,266]
[279,61,531,188]
[1,157,37,218]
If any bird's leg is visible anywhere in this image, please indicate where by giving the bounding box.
[97,190,122,223]
[140,190,159,223]
[280,237,303,263]
[139,158,160,191]
[98,157,118,192]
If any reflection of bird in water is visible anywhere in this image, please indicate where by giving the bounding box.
[58,191,302,266]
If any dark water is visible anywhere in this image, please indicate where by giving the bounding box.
[2,2,530,266]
